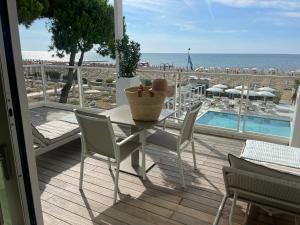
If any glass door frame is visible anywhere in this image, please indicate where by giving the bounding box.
[0,0,43,224]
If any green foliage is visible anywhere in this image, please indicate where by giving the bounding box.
[49,0,114,63]
[116,35,141,78]
[294,80,300,92]
[141,79,152,86]
[273,91,282,104]
[82,78,88,84]
[28,72,41,79]
[105,78,114,83]
[46,70,61,81]
[16,0,48,27]
[48,0,114,103]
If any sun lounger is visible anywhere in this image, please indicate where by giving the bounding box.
[213,140,300,225]
[32,114,80,156]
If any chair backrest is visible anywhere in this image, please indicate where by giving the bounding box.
[224,155,300,214]
[74,109,117,159]
[179,102,202,145]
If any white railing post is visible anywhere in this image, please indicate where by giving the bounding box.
[77,67,84,108]
[174,73,178,114]
[41,64,47,105]
[237,76,245,131]
[242,80,250,132]
[178,71,182,117]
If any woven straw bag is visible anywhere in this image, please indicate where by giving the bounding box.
[125,86,166,121]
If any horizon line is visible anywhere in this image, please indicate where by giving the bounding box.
[21,50,300,55]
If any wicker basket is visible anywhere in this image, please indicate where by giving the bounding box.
[125,86,166,121]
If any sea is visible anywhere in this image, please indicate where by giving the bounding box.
[22,51,300,72]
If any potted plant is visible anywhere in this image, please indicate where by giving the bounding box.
[115,35,142,105]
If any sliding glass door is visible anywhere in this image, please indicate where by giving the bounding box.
[0,0,43,224]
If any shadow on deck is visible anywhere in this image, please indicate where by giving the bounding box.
[37,132,295,225]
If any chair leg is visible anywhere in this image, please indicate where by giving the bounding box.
[295,217,299,225]
[140,130,146,180]
[113,162,120,204]
[213,194,228,225]
[191,139,197,170]
[229,192,238,225]
[177,153,186,188]
[79,155,85,190]
[108,157,112,170]
[243,203,251,225]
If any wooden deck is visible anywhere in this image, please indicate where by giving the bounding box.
[36,131,296,225]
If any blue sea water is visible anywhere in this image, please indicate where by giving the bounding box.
[141,53,300,72]
[22,51,300,72]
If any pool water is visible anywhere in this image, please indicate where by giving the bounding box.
[196,111,291,138]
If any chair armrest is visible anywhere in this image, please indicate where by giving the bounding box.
[168,116,185,122]
[116,130,142,146]
[152,127,180,137]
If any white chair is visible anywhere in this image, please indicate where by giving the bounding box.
[146,103,202,188]
[213,141,300,225]
[74,109,144,204]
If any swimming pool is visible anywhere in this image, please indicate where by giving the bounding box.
[196,111,291,138]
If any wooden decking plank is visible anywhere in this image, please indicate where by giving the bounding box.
[35,128,295,225]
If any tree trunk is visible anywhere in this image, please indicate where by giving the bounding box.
[59,51,76,103]
[78,51,85,66]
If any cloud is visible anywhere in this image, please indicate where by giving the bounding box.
[210,0,300,10]
[122,0,170,13]
[281,11,300,18]
[205,0,215,19]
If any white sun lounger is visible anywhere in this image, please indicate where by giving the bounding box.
[32,115,80,156]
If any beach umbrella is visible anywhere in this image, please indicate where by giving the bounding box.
[189,75,198,80]
[257,87,276,92]
[225,89,241,99]
[206,87,223,93]
[206,87,223,96]
[84,90,101,94]
[242,90,258,97]
[257,91,275,102]
[225,89,241,95]
[213,84,228,89]
[200,77,211,81]
[235,85,248,90]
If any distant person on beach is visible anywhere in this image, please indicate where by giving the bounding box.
[291,92,297,105]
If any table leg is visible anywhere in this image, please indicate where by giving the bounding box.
[119,127,155,177]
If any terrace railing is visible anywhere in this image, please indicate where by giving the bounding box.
[24,64,299,143]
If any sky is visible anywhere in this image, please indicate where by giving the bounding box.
[19,0,300,54]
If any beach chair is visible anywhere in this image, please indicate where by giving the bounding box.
[213,140,300,225]
[32,114,80,156]
[146,103,202,188]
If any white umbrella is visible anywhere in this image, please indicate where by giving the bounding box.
[225,89,241,95]
[212,84,228,89]
[235,85,248,90]
[206,87,223,93]
[257,91,275,101]
[200,77,211,81]
[189,75,198,80]
[257,87,276,92]
[242,90,258,97]
[257,91,275,97]
[84,90,101,94]
[225,89,241,99]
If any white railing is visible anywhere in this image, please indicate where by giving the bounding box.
[24,64,299,142]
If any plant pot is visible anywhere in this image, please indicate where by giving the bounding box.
[116,76,141,105]
[125,86,166,121]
